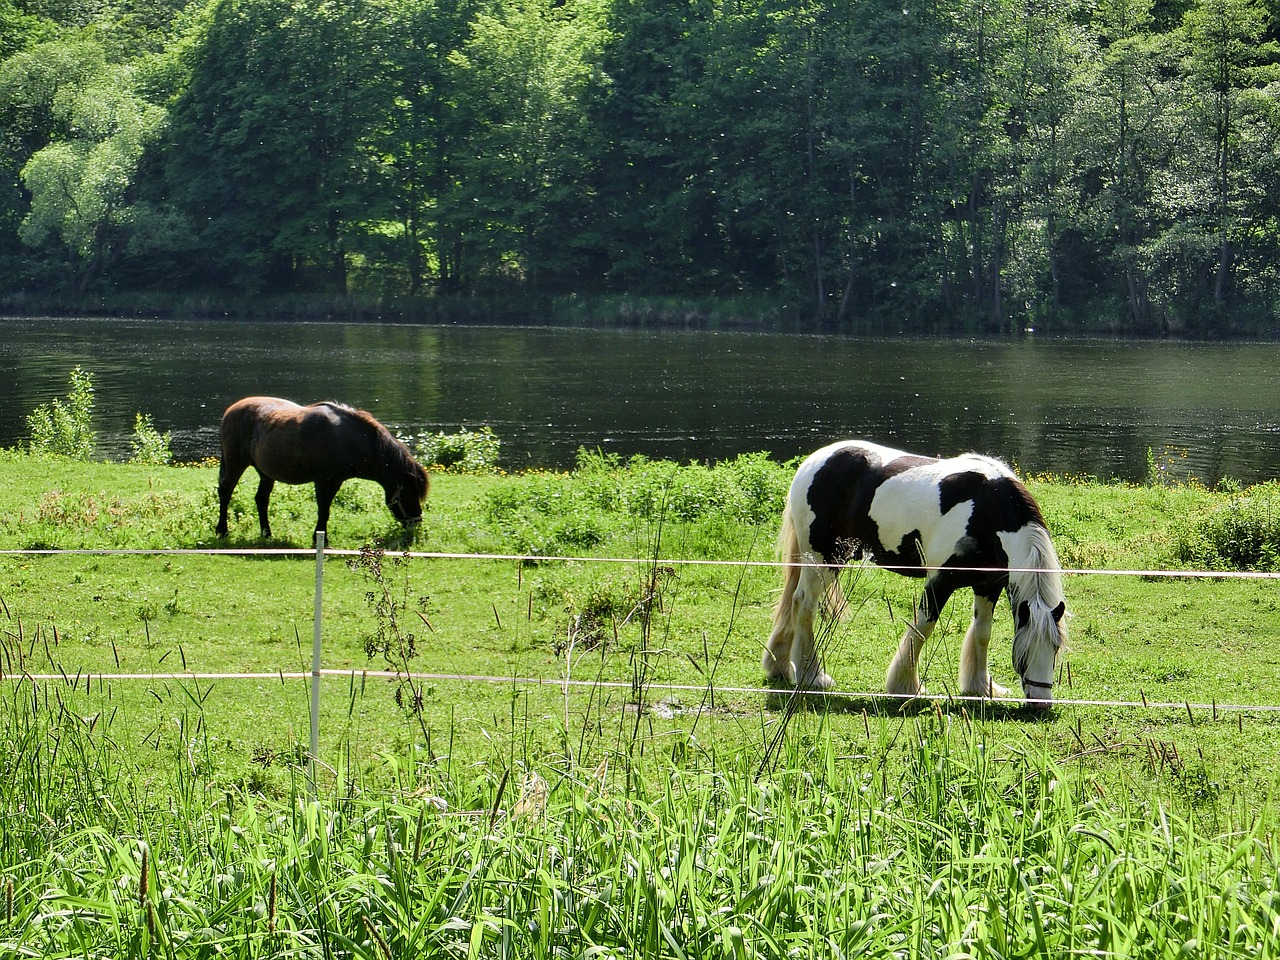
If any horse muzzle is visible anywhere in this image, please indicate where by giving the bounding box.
[1022,679,1053,710]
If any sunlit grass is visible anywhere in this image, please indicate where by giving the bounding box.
[5,450,1280,955]
[4,686,1280,958]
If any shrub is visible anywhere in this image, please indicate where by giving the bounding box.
[129,412,173,466]
[27,365,96,459]
[484,451,791,556]
[1171,481,1280,570]
[403,426,501,474]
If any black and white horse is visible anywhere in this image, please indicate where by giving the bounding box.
[764,440,1067,705]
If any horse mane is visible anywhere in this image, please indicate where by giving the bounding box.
[1008,521,1068,672]
[1009,475,1048,526]
[1011,523,1063,606]
[318,400,375,427]
[317,401,428,499]
[317,401,401,447]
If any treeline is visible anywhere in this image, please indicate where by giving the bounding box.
[2,0,1280,335]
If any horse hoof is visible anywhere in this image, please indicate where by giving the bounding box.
[796,671,835,692]
[963,678,1010,698]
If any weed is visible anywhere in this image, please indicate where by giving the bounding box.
[1170,481,1280,570]
[26,365,96,460]
[1147,445,1197,488]
[404,425,501,473]
[348,541,433,735]
[129,413,173,466]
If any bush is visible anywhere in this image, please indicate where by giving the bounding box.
[129,412,173,466]
[1171,482,1280,570]
[27,365,95,459]
[483,451,792,556]
[403,426,501,474]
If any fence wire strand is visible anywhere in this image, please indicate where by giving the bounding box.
[2,545,1279,580]
[4,668,1280,715]
[2,545,1277,715]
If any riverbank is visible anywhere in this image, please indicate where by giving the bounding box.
[1,290,802,332]
[7,290,1280,338]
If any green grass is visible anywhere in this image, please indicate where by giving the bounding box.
[3,449,1280,956]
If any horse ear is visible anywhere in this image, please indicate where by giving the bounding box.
[1052,601,1066,622]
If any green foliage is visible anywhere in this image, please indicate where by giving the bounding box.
[18,63,167,280]
[1171,481,1280,570]
[155,0,396,293]
[483,450,791,556]
[128,411,172,465]
[26,364,95,459]
[4,0,1280,330]
[405,425,501,473]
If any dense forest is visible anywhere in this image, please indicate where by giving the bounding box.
[2,0,1279,334]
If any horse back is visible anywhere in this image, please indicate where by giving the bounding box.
[221,397,378,484]
[794,440,1046,572]
[219,397,295,472]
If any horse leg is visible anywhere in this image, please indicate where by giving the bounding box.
[958,588,1009,697]
[787,566,836,691]
[885,579,952,697]
[216,461,248,537]
[254,473,275,538]
[313,479,342,541]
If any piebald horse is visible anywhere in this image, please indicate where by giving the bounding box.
[216,397,429,541]
[764,440,1067,706]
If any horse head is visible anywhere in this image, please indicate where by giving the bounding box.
[1012,597,1067,709]
[386,458,430,526]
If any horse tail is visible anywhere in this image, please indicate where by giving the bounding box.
[218,400,254,479]
[771,497,802,638]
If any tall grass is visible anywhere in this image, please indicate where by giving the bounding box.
[3,676,1280,958]
[6,450,1280,956]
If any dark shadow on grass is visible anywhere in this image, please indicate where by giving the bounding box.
[762,684,1055,722]
[207,520,422,554]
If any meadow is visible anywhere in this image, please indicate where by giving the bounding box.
[2,443,1280,958]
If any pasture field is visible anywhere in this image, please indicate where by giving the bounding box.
[2,448,1280,957]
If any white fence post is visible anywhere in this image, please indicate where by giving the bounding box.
[310,530,325,793]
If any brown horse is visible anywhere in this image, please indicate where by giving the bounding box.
[216,397,429,540]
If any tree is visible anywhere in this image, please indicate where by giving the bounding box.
[20,64,166,289]
[994,0,1088,329]
[0,36,108,277]
[1068,0,1175,330]
[361,0,475,295]
[158,0,393,294]
[0,0,50,60]
[448,0,611,289]
[586,0,720,291]
[1175,0,1277,324]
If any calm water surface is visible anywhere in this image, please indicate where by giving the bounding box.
[2,317,1278,484]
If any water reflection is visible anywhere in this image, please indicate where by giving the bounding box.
[1,318,1277,485]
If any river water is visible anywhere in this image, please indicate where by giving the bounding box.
[2,317,1278,484]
